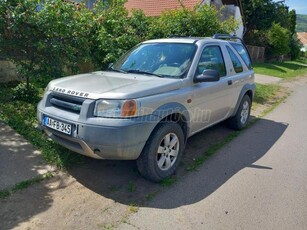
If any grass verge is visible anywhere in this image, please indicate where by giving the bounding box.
[253,60,307,79]
[0,172,55,199]
[253,83,282,105]
[0,83,84,169]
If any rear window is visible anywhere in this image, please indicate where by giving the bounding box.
[231,43,252,69]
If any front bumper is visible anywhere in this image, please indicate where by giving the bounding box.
[37,99,159,160]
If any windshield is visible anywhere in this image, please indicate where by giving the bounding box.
[112,43,196,79]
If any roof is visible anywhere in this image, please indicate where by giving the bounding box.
[125,0,202,17]
[297,32,307,45]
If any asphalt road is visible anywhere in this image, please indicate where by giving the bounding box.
[119,80,307,229]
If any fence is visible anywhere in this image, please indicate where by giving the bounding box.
[0,59,18,83]
[246,45,265,63]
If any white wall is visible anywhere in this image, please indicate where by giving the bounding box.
[202,0,244,38]
[234,5,244,38]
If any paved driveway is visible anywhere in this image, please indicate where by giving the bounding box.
[118,78,307,229]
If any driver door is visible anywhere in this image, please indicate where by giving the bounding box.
[189,45,232,134]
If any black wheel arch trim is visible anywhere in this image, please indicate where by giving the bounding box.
[231,83,256,117]
[151,102,191,140]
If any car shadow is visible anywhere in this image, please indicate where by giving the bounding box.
[68,117,288,208]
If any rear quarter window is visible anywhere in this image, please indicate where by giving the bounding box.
[231,43,252,69]
[226,46,243,73]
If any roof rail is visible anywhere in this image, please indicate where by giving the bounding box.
[213,34,253,66]
[213,34,244,43]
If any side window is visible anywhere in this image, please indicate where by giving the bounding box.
[226,46,243,73]
[197,46,226,77]
[231,43,252,69]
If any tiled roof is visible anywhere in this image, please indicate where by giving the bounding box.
[297,32,307,45]
[125,0,203,16]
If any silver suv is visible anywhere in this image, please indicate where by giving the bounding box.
[37,34,255,182]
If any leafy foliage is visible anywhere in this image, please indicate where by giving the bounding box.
[267,23,290,57]
[92,5,151,68]
[149,4,238,38]
[0,0,94,83]
[289,35,303,60]
[0,83,85,168]
[242,0,290,37]
[12,82,39,102]
[0,0,238,85]
[241,0,302,59]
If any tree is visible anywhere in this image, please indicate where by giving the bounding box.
[267,23,290,57]
[241,0,302,60]
[288,9,296,36]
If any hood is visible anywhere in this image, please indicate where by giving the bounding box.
[48,71,182,99]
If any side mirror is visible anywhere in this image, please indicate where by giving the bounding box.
[194,69,220,83]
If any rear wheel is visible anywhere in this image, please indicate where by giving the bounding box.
[137,122,185,182]
[228,95,251,130]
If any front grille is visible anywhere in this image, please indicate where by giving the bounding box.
[50,94,84,114]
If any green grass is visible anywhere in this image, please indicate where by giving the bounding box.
[254,83,282,105]
[160,176,177,187]
[253,61,307,79]
[102,224,114,230]
[145,192,156,201]
[127,181,136,192]
[0,83,84,169]
[0,172,54,199]
[128,204,139,213]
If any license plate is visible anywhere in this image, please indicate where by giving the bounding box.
[43,116,72,135]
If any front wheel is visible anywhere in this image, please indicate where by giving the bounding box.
[228,95,251,130]
[137,122,185,182]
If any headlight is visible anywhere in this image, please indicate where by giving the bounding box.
[94,99,139,118]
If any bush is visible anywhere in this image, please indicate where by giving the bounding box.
[289,35,303,60]
[267,23,290,57]
[92,5,151,68]
[0,0,94,82]
[12,82,39,103]
[0,0,239,84]
[149,4,238,38]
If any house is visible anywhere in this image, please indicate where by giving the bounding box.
[125,0,244,38]
[297,32,307,52]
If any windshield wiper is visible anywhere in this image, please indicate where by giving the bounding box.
[108,66,127,74]
[126,70,163,78]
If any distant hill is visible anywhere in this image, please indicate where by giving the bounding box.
[297,14,307,32]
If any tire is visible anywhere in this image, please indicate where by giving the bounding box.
[228,95,251,130]
[137,122,185,182]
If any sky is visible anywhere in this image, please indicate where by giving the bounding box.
[276,0,307,15]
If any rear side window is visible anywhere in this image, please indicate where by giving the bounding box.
[197,46,226,77]
[226,46,243,73]
[231,43,252,69]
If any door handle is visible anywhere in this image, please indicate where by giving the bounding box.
[228,80,233,85]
